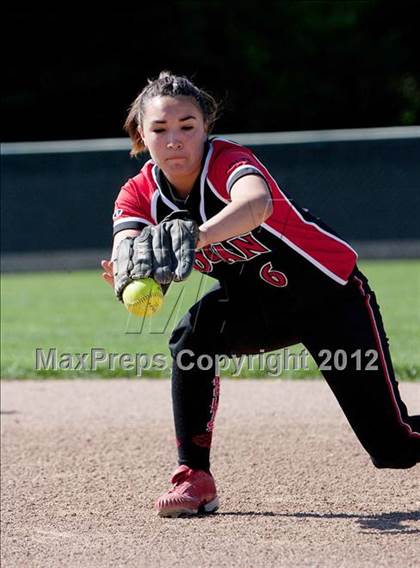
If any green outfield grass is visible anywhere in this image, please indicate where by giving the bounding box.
[1,260,419,379]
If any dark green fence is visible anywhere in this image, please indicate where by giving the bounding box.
[2,129,419,269]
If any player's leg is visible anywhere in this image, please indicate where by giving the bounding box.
[302,270,420,468]
[168,282,227,474]
[155,281,300,516]
[168,281,300,472]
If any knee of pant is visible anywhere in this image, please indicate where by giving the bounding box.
[169,317,218,358]
[169,321,189,358]
[370,454,418,470]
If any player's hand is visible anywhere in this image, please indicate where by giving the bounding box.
[101,259,114,287]
[152,210,199,284]
[130,226,155,280]
[113,237,135,300]
[108,213,197,299]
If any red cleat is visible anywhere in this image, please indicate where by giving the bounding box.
[155,465,219,517]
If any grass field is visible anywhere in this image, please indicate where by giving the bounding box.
[1,260,419,379]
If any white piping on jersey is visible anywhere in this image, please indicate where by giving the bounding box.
[261,223,348,285]
[151,164,179,213]
[150,189,160,224]
[211,139,356,253]
[113,216,152,227]
[206,139,231,206]
[207,177,230,205]
[251,151,358,256]
[226,164,262,193]
[249,150,359,277]
[207,138,357,284]
[206,174,352,283]
[268,209,358,258]
[199,144,215,222]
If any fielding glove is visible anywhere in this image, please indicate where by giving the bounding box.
[130,225,155,280]
[113,225,156,300]
[113,236,134,301]
[152,210,199,285]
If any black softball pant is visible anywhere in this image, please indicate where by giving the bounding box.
[168,269,420,471]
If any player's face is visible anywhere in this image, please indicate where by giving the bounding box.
[140,96,208,192]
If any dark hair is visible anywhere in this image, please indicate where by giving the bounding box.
[124,71,219,156]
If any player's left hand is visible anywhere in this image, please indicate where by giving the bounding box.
[152,210,199,284]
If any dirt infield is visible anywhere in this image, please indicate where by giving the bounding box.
[1,379,419,567]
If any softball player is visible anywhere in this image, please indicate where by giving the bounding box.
[102,71,420,518]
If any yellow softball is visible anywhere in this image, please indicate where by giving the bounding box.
[122,279,164,318]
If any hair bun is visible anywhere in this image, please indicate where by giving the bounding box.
[158,70,173,81]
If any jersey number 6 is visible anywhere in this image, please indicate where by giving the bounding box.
[259,262,288,288]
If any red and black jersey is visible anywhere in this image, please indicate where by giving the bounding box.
[113,138,357,295]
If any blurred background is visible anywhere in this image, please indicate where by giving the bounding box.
[3,2,420,141]
[1,2,419,379]
[2,1,420,264]
[2,1,420,266]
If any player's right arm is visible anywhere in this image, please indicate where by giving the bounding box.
[196,174,272,249]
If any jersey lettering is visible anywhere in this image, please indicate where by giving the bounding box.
[193,232,271,274]
[194,252,214,273]
[202,246,223,264]
[211,244,244,264]
[228,233,270,259]
[259,262,288,287]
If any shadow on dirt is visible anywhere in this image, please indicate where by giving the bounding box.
[216,510,420,533]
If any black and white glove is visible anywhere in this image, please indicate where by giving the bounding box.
[113,226,156,300]
[112,236,134,301]
[152,210,199,285]
[113,211,198,300]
